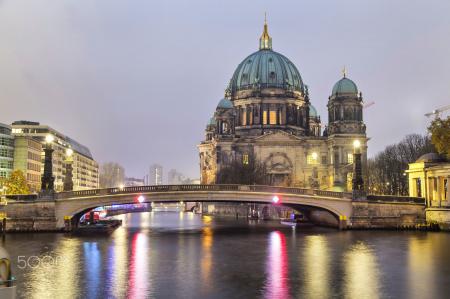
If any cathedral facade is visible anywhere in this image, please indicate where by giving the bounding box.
[198,21,368,191]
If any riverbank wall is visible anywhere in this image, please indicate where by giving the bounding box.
[426,208,450,231]
[351,201,426,229]
[0,200,59,232]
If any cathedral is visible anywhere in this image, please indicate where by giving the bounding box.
[198,20,368,191]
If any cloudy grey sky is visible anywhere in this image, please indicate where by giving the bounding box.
[1,0,450,179]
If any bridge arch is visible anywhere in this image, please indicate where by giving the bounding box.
[54,185,353,230]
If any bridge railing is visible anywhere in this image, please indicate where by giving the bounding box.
[55,184,351,200]
[367,194,425,204]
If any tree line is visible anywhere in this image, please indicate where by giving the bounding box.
[368,116,449,196]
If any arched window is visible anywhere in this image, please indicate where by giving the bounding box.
[222,122,228,133]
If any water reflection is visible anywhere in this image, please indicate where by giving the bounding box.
[201,226,213,290]
[108,227,128,298]
[264,231,290,299]
[84,242,101,297]
[408,236,437,299]
[128,232,150,298]
[5,213,450,298]
[304,235,330,298]
[26,238,81,299]
[344,242,381,299]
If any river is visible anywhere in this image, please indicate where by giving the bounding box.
[2,212,450,299]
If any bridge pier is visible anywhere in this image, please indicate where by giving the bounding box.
[338,218,348,230]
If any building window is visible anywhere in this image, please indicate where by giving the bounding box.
[242,154,249,165]
[307,153,319,165]
[263,111,268,124]
[269,110,277,125]
[444,178,448,200]
[347,153,354,164]
[416,178,422,198]
[321,155,327,165]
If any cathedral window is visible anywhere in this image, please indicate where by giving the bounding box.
[269,110,277,124]
[307,153,319,165]
[263,110,268,124]
[347,153,354,164]
[242,154,249,165]
[222,122,228,133]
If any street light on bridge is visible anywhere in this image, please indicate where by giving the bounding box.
[63,148,74,192]
[41,134,55,195]
[352,139,364,192]
[272,195,280,204]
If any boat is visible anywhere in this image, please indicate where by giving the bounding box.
[74,211,122,234]
[280,213,314,228]
[74,219,122,235]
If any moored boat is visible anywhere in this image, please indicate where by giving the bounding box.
[280,213,314,228]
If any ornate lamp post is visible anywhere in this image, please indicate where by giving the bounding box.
[41,134,55,194]
[63,148,74,192]
[352,140,364,191]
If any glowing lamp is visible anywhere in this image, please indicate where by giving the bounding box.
[353,140,361,149]
[45,134,55,144]
[66,148,73,157]
[311,152,318,160]
[137,195,145,203]
[272,195,280,204]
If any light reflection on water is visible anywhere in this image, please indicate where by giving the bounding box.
[344,242,381,299]
[304,235,330,299]
[3,212,450,299]
[264,231,289,299]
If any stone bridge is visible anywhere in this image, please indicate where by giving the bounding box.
[2,185,426,231]
[54,184,354,229]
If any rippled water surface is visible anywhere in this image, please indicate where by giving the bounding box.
[3,212,450,299]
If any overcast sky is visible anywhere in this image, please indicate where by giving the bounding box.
[1,0,450,179]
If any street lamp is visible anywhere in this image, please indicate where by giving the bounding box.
[41,134,55,194]
[352,139,364,192]
[45,134,55,144]
[63,148,74,192]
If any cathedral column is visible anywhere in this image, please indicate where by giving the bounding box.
[276,105,280,125]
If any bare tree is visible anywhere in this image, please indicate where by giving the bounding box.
[99,162,125,188]
[368,134,435,195]
[217,152,267,185]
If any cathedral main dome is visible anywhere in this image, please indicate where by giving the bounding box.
[229,20,304,95]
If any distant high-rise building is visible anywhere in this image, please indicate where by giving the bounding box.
[168,169,186,185]
[125,177,145,187]
[149,164,163,185]
[0,123,14,179]
[11,121,99,191]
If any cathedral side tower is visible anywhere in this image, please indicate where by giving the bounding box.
[327,72,368,191]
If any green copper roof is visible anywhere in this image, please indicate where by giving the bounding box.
[217,98,233,109]
[208,117,216,126]
[230,49,304,93]
[309,104,318,118]
[332,77,358,96]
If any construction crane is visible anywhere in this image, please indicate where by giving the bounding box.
[425,104,450,119]
[363,101,375,109]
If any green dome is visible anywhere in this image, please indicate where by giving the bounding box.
[217,98,233,109]
[332,77,358,96]
[230,49,304,94]
[309,104,318,118]
[207,117,216,126]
